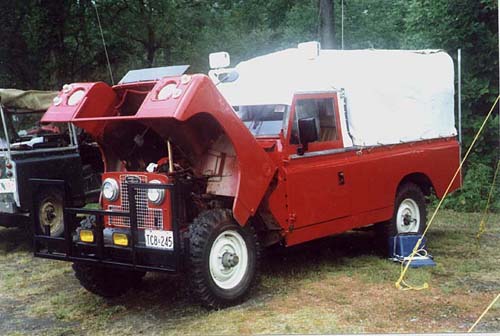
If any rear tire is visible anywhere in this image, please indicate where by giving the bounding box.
[73,263,145,298]
[377,182,427,253]
[188,209,261,309]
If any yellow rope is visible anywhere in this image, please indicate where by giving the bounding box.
[476,159,500,242]
[395,95,500,290]
[468,293,500,332]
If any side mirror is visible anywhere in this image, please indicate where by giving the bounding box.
[297,117,318,155]
[208,69,239,85]
[217,70,239,83]
[209,52,230,69]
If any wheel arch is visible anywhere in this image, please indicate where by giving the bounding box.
[397,172,435,197]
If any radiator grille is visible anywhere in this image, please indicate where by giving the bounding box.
[108,174,163,229]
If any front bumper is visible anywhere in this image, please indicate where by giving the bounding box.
[30,178,184,273]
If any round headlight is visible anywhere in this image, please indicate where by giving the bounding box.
[102,178,119,201]
[67,89,85,106]
[147,180,165,205]
[157,83,177,100]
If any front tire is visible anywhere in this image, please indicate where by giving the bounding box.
[73,263,145,298]
[189,209,261,309]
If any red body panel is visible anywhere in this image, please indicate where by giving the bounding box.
[258,90,461,246]
[43,75,277,225]
[271,138,460,246]
[42,82,117,137]
[140,75,277,223]
[42,75,461,248]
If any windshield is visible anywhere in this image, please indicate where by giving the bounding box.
[0,110,70,150]
[235,104,289,137]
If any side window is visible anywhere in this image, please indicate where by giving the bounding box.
[290,98,337,144]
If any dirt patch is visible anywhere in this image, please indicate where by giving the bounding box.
[263,275,498,333]
[0,295,78,335]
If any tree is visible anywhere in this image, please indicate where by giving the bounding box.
[403,0,498,166]
[319,0,335,48]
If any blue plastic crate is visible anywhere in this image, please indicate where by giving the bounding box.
[388,234,436,268]
[388,234,426,259]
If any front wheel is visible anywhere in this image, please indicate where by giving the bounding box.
[188,209,261,309]
[73,263,145,298]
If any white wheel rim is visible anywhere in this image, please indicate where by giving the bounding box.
[396,198,420,233]
[209,230,248,290]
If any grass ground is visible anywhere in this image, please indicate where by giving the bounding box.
[0,210,498,335]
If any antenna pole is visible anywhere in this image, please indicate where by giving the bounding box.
[458,49,462,145]
[341,0,344,50]
[93,1,114,85]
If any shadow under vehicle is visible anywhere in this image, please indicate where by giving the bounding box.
[0,89,102,236]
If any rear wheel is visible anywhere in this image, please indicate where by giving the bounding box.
[395,197,422,234]
[377,183,427,252]
[188,209,261,309]
[73,263,145,298]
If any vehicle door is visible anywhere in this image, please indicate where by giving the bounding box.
[284,92,352,229]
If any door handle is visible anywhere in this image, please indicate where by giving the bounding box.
[338,171,345,185]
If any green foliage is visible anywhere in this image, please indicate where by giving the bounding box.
[281,1,319,46]
[432,162,500,213]
[403,0,499,169]
[338,0,408,49]
[0,0,498,212]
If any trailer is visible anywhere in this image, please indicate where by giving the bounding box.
[32,43,460,308]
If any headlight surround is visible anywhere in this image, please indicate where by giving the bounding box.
[147,180,165,205]
[102,178,119,201]
[157,83,177,100]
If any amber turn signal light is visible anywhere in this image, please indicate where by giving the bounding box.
[112,233,129,247]
[79,230,94,243]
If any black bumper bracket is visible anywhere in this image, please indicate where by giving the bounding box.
[30,178,183,273]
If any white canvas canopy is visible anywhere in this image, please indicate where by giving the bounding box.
[217,47,456,146]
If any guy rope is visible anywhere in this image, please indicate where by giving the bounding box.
[468,293,500,332]
[395,95,500,290]
[476,159,500,242]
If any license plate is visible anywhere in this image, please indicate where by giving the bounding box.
[144,229,174,250]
